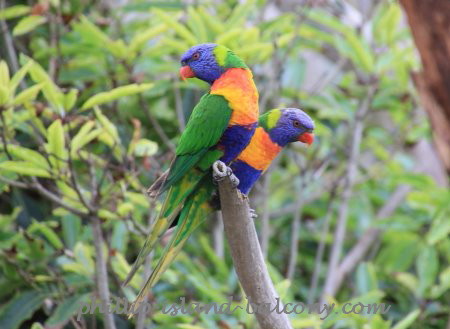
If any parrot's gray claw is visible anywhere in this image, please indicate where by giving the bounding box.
[249,208,258,219]
[213,161,240,188]
[213,161,228,182]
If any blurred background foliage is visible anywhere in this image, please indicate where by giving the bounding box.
[0,0,449,328]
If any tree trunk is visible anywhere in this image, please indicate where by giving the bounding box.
[400,0,450,172]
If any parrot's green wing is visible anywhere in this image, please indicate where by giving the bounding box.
[132,180,214,308]
[161,94,232,192]
[123,94,231,287]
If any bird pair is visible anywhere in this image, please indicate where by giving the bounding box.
[124,43,315,307]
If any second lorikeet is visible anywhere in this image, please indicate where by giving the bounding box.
[133,108,315,303]
[123,43,259,288]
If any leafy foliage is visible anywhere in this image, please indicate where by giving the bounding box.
[0,1,448,329]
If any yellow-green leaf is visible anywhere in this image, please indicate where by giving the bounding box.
[13,83,43,105]
[154,9,197,45]
[0,61,10,87]
[81,83,153,110]
[392,309,420,329]
[94,108,120,146]
[70,121,100,157]
[0,85,9,105]
[46,119,67,169]
[132,138,158,157]
[10,59,33,94]
[0,161,51,177]
[117,202,134,216]
[0,5,30,20]
[13,15,47,36]
[63,89,78,111]
[197,7,223,35]
[5,144,49,169]
[28,221,64,249]
[130,24,168,52]
[27,58,64,113]
[187,7,207,43]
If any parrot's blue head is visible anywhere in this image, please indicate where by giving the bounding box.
[180,43,248,84]
[260,108,315,147]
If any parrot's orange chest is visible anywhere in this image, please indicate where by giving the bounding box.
[210,68,259,126]
[237,127,282,171]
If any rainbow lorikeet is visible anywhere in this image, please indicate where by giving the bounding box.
[133,108,315,302]
[123,43,259,289]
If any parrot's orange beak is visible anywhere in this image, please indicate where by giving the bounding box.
[298,132,314,146]
[180,66,195,80]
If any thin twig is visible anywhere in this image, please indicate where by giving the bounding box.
[327,185,411,296]
[0,0,21,78]
[92,215,117,329]
[308,186,338,304]
[322,84,376,300]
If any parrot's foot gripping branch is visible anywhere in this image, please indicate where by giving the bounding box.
[213,161,240,187]
[249,208,258,219]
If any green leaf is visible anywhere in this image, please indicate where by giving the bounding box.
[10,59,33,94]
[61,214,81,250]
[45,294,90,327]
[356,262,378,295]
[30,323,44,329]
[0,161,51,177]
[154,9,197,45]
[224,0,256,30]
[394,272,419,293]
[130,23,168,52]
[132,138,158,157]
[63,89,78,110]
[70,121,101,157]
[94,108,119,145]
[341,30,374,72]
[27,58,64,113]
[391,309,421,329]
[416,245,439,296]
[187,7,207,43]
[426,210,450,245]
[5,144,49,169]
[0,290,46,329]
[0,5,30,20]
[0,61,10,88]
[46,119,67,169]
[0,85,10,105]
[81,83,153,110]
[12,15,47,36]
[75,16,129,58]
[28,221,64,249]
[197,7,224,35]
[13,83,43,105]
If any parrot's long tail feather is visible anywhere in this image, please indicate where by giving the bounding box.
[123,173,206,287]
[131,186,212,312]
[147,170,169,198]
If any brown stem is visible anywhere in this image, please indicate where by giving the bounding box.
[91,215,117,329]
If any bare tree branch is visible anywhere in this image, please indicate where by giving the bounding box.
[322,84,376,299]
[92,215,117,329]
[324,184,410,297]
[215,161,293,329]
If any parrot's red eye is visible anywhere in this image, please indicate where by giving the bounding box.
[293,120,301,128]
[192,52,200,60]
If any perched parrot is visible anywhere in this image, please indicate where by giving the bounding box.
[133,108,315,303]
[123,43,259,289]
